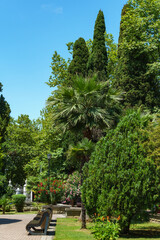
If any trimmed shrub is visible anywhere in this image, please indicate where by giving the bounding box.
[12,194,26,212]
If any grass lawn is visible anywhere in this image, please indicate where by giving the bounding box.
[54,218,160,240]
[54,218,94,240]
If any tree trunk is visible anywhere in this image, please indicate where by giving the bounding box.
[80,160,86,229]
[81,201,86,228]
[83,127,92,140]
[121,218,131,234]
[3,208,5,214]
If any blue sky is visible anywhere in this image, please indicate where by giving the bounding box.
[0,0,127,120]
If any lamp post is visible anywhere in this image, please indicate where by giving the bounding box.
[47,153,52,202]
[47,153,52,178]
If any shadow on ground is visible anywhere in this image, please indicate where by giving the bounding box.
[0,218,22,224]
[121,229,160,238]
[47,219,56,236]
[50,221,56,227]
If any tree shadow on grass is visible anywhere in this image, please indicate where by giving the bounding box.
[120,229,160,238]
[0,218,22,225]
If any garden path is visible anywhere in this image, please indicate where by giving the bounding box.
[0,213,66,240]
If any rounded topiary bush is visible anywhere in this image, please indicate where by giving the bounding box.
[12,194,26,212]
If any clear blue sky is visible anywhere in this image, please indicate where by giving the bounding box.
[0,0,127,120]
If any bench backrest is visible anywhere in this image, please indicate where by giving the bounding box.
[40,210,50,230]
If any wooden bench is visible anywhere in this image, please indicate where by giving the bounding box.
[42,204,53,217]
[26,209,52,235]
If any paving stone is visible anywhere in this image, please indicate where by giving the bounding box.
[0,213,66,240]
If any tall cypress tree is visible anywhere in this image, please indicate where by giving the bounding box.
[87,10,108,81]
[68,37,89,78]
[115,1,160,109]
[117,4,130,59]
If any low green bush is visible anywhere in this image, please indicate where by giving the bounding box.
[12,194,26,212]
[91,216,120,240]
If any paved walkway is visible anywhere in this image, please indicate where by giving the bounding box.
[0,213,66,240]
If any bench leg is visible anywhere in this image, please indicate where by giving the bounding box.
[43,216,49,235]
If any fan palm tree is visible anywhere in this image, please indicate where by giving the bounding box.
[47,75,123,228]
[48,75,122,139]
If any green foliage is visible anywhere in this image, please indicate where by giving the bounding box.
[26,176,40,194]
[68,37,89,78]
[86,33,118,81]
[87,10,108,81]
[0,174,8,197]
[0,83,10,143]
[67,138,95,170]
[4,115,36,186]
[117,4,130,58]
[47,75,122,137]
[47,51,69,88]
[63,171,81,203]
[12,194,26,212]
[105,33,118,80]
[23,107,81,178]
[142,113,160,166]
[82,109,160,233]
[4,113,65,186]
[91,216,120,240]
[0,194,11,214]
[34,178,64,204]
[0,139,3,169]
[47,73,122,229]
[115,0,160,109]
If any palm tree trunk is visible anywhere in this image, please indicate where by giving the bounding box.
[83,127,92,140]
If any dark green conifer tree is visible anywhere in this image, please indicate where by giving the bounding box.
[115,1,160,110]
[117,4,130,59]
[87,10,108,81]
[68,37,89,78]
[0,83,11,142]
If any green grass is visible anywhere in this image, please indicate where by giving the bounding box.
[54,218,160,240]
[54,218,94,240]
